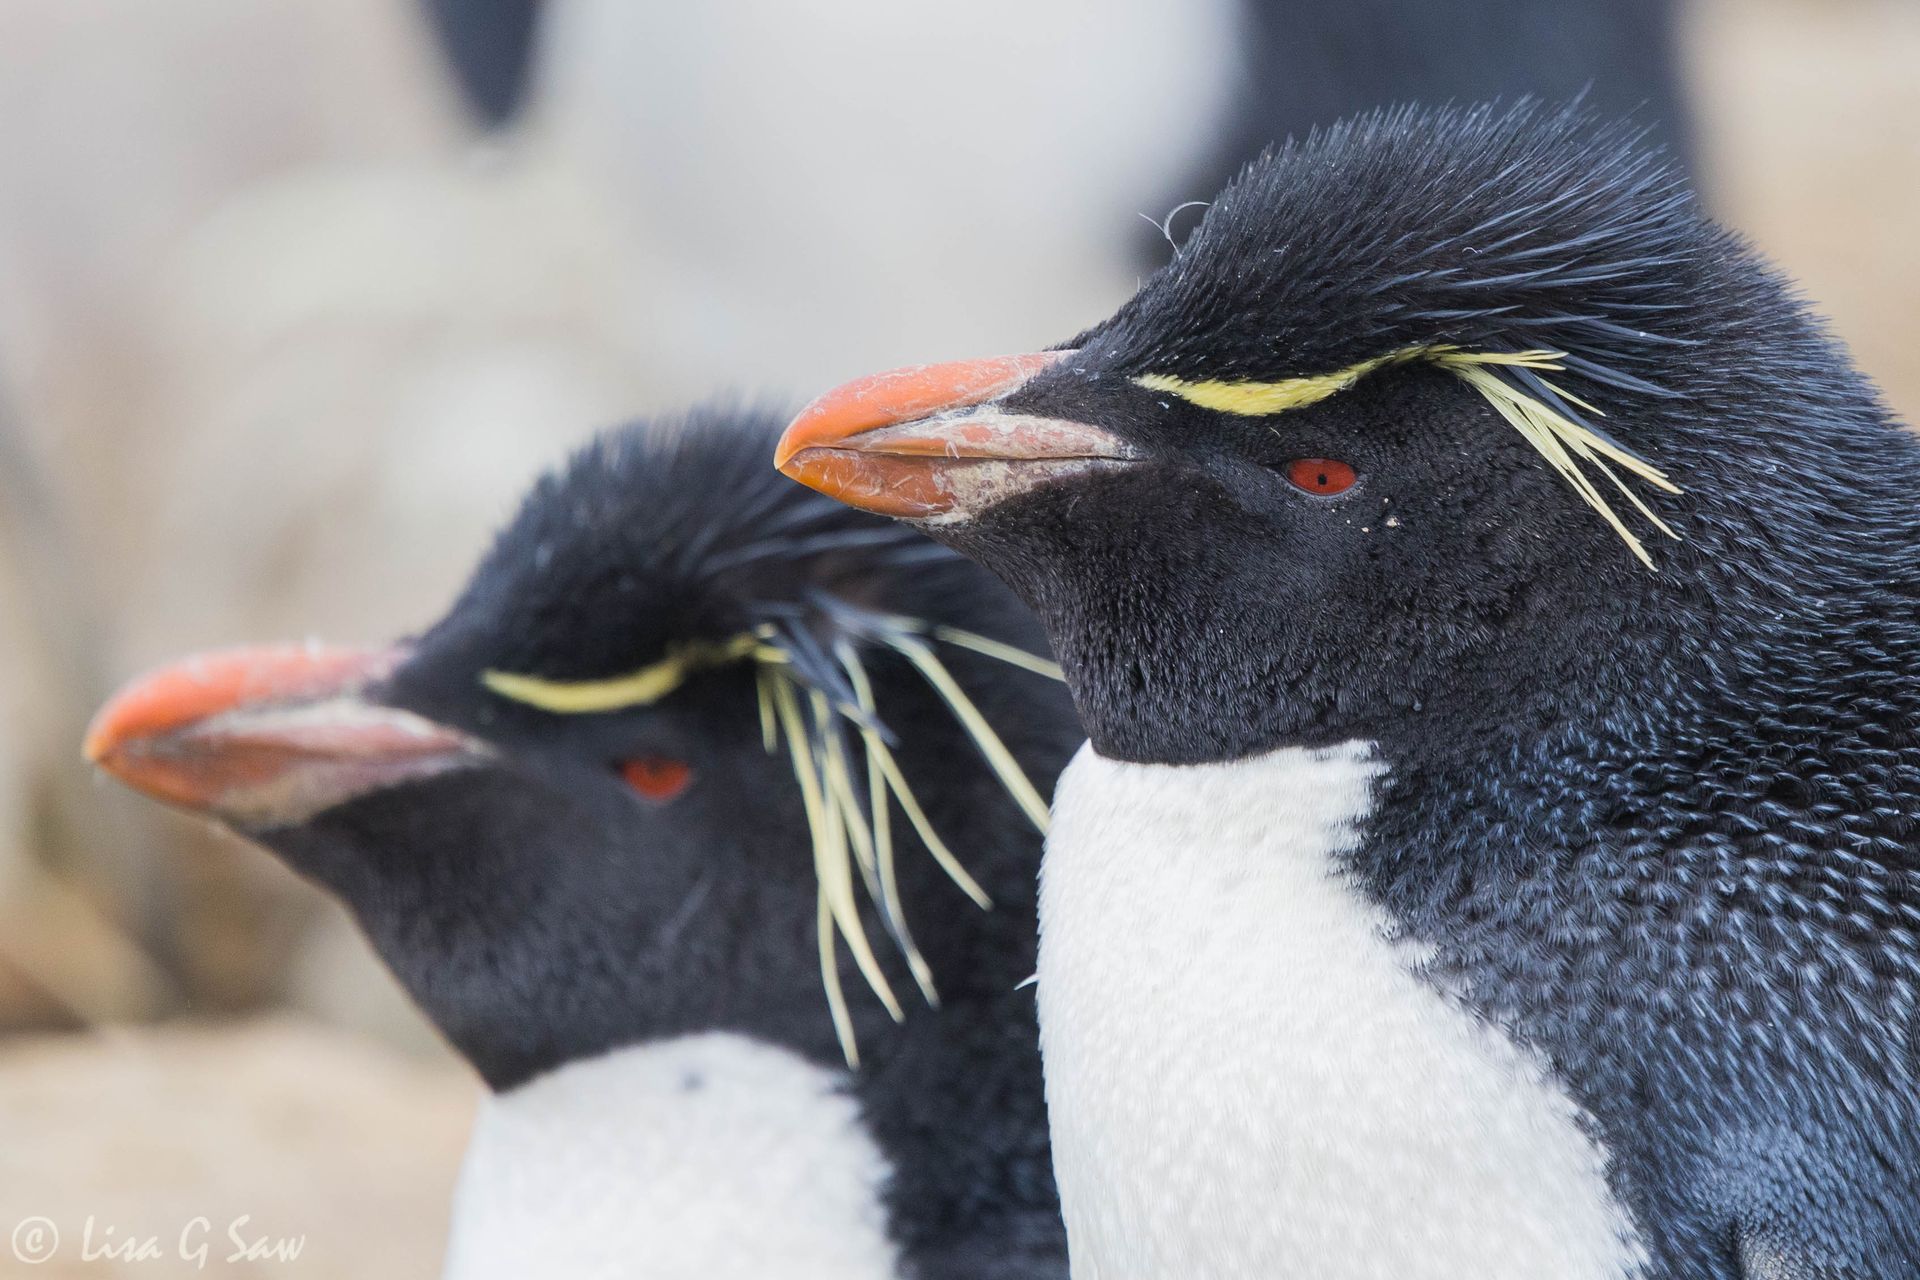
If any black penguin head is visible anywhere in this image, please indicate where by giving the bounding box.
[419,0,540,128]
[779,102,1911,766]
[89,406,1069,1089]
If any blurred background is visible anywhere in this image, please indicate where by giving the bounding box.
[0,0,1913,1274]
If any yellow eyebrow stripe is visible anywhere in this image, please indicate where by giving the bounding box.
[1133,348,1421,416]
[482,632,765,714]
[1132,344,1683,570]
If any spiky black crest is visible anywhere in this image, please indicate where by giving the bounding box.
[1086,101,1696,399]
[418,404,969,684]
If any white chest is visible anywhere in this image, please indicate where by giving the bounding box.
[1037,742,1642,1280]
[442,1033,899,1280]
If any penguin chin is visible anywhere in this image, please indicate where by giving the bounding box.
[908,472,1304,765]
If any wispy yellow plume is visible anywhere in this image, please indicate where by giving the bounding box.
[484,609,1061,1068]
[1134,345,1681,568]
[482,633,766,713]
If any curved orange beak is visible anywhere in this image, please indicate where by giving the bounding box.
[775,352,1135,519]
[86,645,487,828]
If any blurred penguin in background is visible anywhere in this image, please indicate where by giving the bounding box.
[420,0,542,127]
[1139,0,1695,262]
[412,0,1693,271]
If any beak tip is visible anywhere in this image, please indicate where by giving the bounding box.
[774,395,843,474]
[771,435,804,474]
[81,733,112,768]
[82,697,143,770]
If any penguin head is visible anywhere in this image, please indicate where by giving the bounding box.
[778,103,1908,765]
[89,407,1067,1089]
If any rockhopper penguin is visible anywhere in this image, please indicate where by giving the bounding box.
[776,104,1920,1278]
[88,408,1081,1280]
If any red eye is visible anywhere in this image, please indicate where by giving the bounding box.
[1283,458,1357,495]
[621,756,693,802]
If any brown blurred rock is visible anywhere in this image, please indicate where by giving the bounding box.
[0,1019,474,1279]
[0,0,468,1030]
[1688,0,1920,422]
[0,872,172,1032]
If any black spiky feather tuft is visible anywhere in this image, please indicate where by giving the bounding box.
[1090,101,1696,400]
[418,403,988,686]
[1071,99,1920,584]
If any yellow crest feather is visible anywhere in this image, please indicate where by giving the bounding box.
[1134,348,1417,416]
[481,633,765,713]
[1135,345,1681,568]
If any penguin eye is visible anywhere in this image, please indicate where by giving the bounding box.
[620,756,693,802]
[1282,458,1357,496]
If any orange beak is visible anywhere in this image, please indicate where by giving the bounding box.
[86,645,487,828]
[775,352,1136,519]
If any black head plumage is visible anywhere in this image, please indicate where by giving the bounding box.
[415,403,978,694]
[1079,102,1909,570]
[1093,102,1696,397]
[888,101,1920,768]
[387,407,1068,1068]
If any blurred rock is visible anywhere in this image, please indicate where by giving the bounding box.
[0,1019,473,1279]
[0,0,468,1030]
[0,872,172,1031]
[1688,0,1920,420]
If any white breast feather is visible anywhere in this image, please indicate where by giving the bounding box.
[1037,741,1645,1279]
[442,1032,899,1280]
